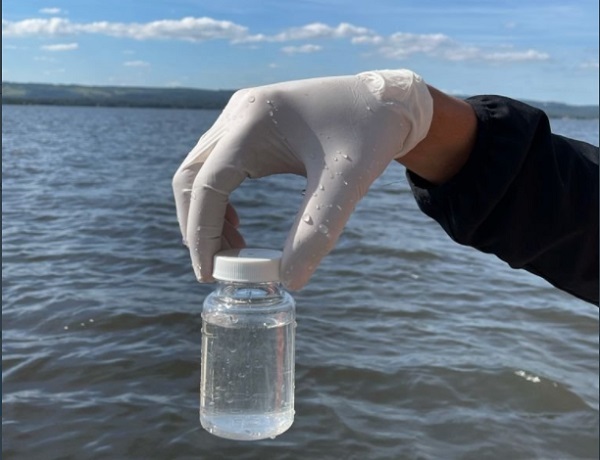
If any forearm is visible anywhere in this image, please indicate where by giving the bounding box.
[399,91,599,305]
[396,86,478,184]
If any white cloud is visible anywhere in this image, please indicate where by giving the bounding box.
[2,16,551,64]
[2,17,248,42]
[3,18,72,37]
[2,17,376,44]
[481,49,549,62]
[292,22,369,40]
[41,42,78,51]
[39,8,62,15]
[281,44,322,55]
[377,33,548,63]
[240,22,375,44]
[124,60,150,67]
[379,32,453,59]
[352,35,383,45]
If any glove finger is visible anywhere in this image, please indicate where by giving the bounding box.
[186,139,248,282]
[281,166,362,290]
[172,122,227,245]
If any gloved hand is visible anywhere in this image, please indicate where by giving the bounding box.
[172,69,433,290]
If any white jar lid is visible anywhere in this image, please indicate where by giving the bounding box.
[212,248,282,282]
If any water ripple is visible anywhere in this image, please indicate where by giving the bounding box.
[3,106,598,460]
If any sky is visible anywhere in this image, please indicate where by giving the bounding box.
[2,0,599,105]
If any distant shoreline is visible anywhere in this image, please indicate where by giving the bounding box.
[2,81,599,119]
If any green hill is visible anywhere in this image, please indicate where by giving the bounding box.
[2,82,235,109]
[2,81,598,118]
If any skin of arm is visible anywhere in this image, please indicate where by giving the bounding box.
[398,86,478,184]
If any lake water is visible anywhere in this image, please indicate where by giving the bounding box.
[2,104,598,460]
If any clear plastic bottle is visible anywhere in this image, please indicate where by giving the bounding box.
[200,248,296,441]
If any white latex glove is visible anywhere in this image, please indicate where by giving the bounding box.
[173,69,433,290]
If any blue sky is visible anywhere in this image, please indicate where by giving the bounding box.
[2,0,598,104]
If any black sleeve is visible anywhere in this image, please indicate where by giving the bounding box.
[406,95,599,306]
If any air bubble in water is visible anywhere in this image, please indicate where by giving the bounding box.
[317,224,329,235]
